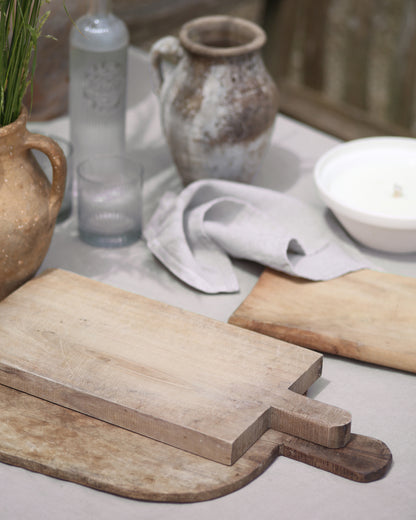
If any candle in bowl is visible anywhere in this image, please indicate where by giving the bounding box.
[314,137,416,253]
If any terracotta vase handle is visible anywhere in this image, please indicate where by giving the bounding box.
[23,131,67,223]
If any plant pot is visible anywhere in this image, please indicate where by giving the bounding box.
[0,107,66,300]
[151,15,278,185]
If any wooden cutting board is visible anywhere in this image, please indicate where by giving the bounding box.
[0,383,392,502]
[0,269,352,466]
[229,268,416,373]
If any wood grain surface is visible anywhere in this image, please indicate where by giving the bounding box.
[0,384,392,502]
[229,268,416,373]
[0,269,351,466]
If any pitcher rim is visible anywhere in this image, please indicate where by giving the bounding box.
[179,15,266,58]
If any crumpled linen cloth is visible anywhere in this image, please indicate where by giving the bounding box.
[143,179,368,293]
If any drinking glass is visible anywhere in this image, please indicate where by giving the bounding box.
[77,154,143,248]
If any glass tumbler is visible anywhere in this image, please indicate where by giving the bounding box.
[77,154,143,248]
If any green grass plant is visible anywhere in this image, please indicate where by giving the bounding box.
[0,0,50,126]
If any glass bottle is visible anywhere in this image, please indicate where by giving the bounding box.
[69,0,129,169]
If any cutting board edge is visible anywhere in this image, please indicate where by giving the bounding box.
[229,312,416,374]
[0,364,244,466]
[2,358,342,466]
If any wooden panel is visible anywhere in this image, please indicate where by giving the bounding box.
[388,0,416,128]
[262,0,299,80]
[263,0,416,138]
[0,384,392,502]
[229,268,416,374]
[25,2,74,120]
[302,0,331,90]
[278,81,414,140]
[0,269,352,466]
[343,0,375,109]
[115,0,266,48]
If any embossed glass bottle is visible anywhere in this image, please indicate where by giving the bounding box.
[69,0,129,168]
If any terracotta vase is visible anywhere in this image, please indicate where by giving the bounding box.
[151,15,278,185]
[0,107,67,300]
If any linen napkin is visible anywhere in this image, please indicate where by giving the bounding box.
[143,179,368,293]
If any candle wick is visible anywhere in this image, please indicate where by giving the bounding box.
[393,183,403,198]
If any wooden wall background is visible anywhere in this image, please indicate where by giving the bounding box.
[28,0,416,140]
[28,0,266,121]
[262,0,416,139]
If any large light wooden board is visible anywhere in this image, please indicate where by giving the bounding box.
[229,268,416,373]
[0,269,351,465]
[0,384,392,502]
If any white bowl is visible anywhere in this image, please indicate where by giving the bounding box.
[314,137,416,253]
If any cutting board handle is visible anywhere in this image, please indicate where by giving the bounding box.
[270,389,351,448]
[278,432,392,483]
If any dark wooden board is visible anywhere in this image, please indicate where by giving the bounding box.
[0,384,392,502]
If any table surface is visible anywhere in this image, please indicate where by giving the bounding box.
[2,47,415,520]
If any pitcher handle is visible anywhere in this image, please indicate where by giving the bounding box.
[150,36,184,94]
[23,131,67,223]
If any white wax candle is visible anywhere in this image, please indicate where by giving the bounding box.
[328,165,416,218]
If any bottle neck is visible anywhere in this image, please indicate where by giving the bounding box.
[89,0,111,15]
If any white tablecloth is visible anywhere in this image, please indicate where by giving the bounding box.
[2,47,415,520]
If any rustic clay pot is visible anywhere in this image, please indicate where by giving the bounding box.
[151,15,278,184]
[0,107,66,300]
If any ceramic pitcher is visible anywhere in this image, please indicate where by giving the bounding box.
[0,107,66,300]
[151,15,278,185]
